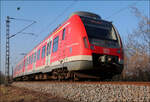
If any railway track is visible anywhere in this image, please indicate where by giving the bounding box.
[13,81,150,86]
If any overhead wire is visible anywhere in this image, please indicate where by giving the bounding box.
[9,21,36,38]
[9,17,36,38]
[38,0,78,35]
[32,0,78,45]
[105,1,139,19]
[10,18,36,22]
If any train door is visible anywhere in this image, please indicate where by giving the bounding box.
[25,56,28,74]
[46,37,52,66]
[32,50,37,71]
[41,44,46,67]
[60,27,68,66]
[23,59,25,75]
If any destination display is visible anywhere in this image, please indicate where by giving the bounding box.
[80,16,112,30]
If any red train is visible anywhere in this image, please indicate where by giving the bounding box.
[13,11,124,81]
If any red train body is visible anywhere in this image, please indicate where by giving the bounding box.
[13,11,124,80]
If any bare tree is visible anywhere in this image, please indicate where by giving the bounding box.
[124,7,150,81]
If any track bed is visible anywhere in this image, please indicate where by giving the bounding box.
[12,81,150,102]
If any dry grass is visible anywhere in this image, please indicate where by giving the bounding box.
[0,84,71,102]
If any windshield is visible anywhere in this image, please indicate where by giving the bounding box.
[80,16,120,48]
[84,25,117,41]
[80,16,117,41]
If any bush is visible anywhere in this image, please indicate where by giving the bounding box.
[0,71,5,84]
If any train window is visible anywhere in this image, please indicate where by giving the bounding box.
[30,55,32,64]
[30,56,32,64]
[31,54,33,64]
[27,57,29,65]
[34,52,36,62]
[62,28,65,40]
[37,49,41,60]
[29,56,31,64]
[32,54,34,63]
[19,64,21,70]
[47,43,49,56]
[22,62,24,68]
[47,41,52,56]
[110,27,117,40]
[20,63,22,69]
[83,37,89,48]
[28,57,29,65]
[25,59,27,67]
[26,57,28,66]
[25,59,26,67]
[49,41,52,54]
[53,36,59,52]
[42,45,46,58]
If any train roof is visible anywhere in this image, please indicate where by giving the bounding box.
[70,11,101,20]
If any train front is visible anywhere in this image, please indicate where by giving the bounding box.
[80,13,124,79]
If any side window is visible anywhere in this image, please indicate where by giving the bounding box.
[42,45,46,58]
[47,41,52,56]
[37,49,41,60]
[18,65,19,70]
[26,57,28,66]
[49,41,52,54]
[25,59,26,67]
[31,54,33,64]
[19,64,21,70]
[18,65,20,71]
[83,37,89,48]
[25,59,27,67]
[26,58,27,66]
[53,36,59,52]
[22,62,24,68]
[47,43,49,56]
[29,56,31,65]
[62,28,65,40]
[34,52,36,62]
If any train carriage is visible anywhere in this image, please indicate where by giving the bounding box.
[13,11,124,81]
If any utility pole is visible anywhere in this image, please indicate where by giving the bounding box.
[5,16,10,85]
[4,16,36,85]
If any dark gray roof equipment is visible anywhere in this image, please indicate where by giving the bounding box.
[70,11,101,19]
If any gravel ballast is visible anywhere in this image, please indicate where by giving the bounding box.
[12,82,150,102]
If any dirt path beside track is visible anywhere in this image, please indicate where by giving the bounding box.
[0,85,73,102]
